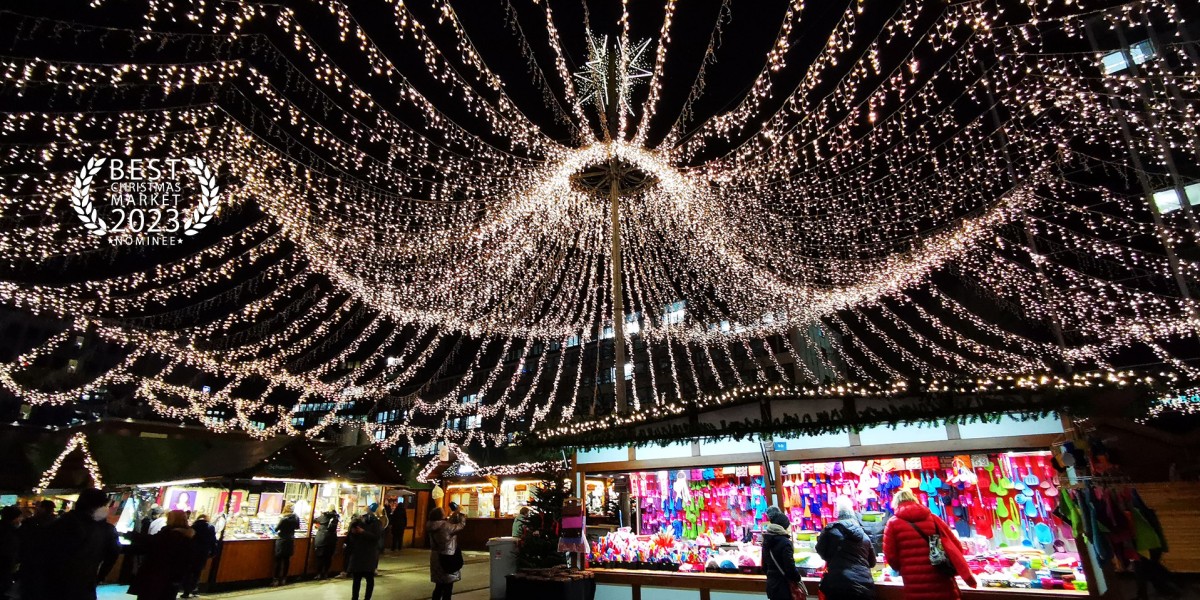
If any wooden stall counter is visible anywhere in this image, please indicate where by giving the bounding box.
[590,569,1091,600]
[214,537,311,584]
[454,517,516,551]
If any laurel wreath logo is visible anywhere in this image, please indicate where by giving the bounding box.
[181,157,221,236]
[69,157,109,237]
[68,156,220,239]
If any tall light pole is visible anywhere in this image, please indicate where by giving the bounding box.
[608,160,629,413]
[571,34,654,414]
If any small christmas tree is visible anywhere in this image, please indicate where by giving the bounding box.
[517,469,569,569]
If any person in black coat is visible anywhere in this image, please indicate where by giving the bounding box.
[389,499,408,551]
[816,497,877,600]
[43,488,120,600]
[313,509,340,579]
[346,514,382,600]
[181,514,218,598]
[17,500,56,600]
[272,505,300,586]
[0,506,22,597]
[763,506,802,600]
[128,510,194,600]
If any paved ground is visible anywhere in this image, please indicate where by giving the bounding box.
[98,549,493,600]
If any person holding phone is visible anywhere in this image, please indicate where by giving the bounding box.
[427,503,466,600]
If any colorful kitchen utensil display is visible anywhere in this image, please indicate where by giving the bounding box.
[641,451,1076,561]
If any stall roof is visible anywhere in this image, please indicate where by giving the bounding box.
[0,427,338,493]
[320,445,407,486]
[175,435,333,482]
[0,428,52,493]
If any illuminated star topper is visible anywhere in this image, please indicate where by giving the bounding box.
[574,34,652,117]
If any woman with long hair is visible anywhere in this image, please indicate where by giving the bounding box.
[128,510,194,600]
[427,505,467,600]
[272,503,300,586]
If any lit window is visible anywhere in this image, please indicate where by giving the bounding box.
[291,416,305,427]
[566,334,581,348]
[662,300,686,325]
[607,364,634,382]
[625,312,641,336]
[601,325,615,339]
[1102,40,1154,75]
[374,429,387,442]
[460,394,479,406]
[708,320,732,334]
[1152,183,1200,214]
[467,414,481,430]
[386,356,401,367]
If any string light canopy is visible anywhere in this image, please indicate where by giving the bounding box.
[0,0,1197,449]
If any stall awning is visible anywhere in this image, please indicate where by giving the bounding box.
[320,444,407,486]
[175,436,333,482]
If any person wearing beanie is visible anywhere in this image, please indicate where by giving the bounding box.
[766,506,790,528]
[762,506,802,600]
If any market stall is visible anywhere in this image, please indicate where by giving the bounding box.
[419,445,571,550]
[122,436,334,586]
[311,444,409,563]
[579,415,1107,598]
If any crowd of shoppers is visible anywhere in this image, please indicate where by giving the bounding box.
[0,490,482,600]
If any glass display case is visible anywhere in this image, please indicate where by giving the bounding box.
[314,482,383,536]
[220,482,313,540]
[498,478,540,516]
[445,482,496,518]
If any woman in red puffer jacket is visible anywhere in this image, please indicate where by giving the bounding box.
[883,489,977,600]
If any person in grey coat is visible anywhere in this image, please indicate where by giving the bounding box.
[346,513,382,600]
[427,505,467,600]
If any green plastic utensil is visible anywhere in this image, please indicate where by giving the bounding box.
[996,496,1009,518]
[999,461,1015,490]
[988,464,1005,495]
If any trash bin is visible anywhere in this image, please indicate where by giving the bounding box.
[486,536,520,600]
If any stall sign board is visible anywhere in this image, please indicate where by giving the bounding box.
[263,459,296,478]
[773,441,787,451]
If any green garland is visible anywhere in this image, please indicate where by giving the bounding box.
[523,387,1158,450]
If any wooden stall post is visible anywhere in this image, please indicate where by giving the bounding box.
[301,483,319,577]
[207,478,236,586]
